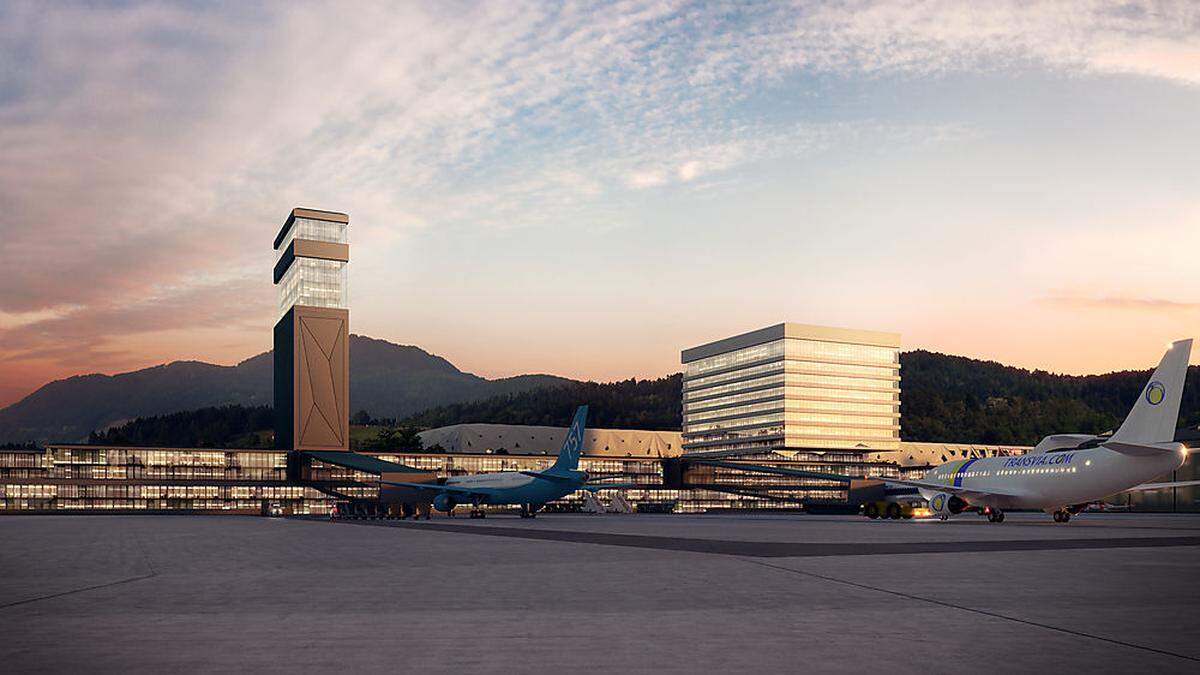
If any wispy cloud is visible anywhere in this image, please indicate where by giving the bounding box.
[0,275,273,366]
[1044,296,1200,313]
[0,0,1197,402]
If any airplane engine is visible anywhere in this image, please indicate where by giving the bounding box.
[432,494,456,513]
[928,492,968,518]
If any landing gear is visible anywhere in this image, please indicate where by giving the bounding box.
[1053,510,1071,523]
[986,509,1005,523]
[886,503,902,520]
[468,507,486,519]
[865,503,880,519]
[519,503,541,519]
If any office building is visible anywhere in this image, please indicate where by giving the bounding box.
[681,323,901,455]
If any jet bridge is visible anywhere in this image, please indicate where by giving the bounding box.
[293,450,438,516]
[662,457,911,513]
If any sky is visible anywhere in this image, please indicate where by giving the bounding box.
[1,0,1199,408]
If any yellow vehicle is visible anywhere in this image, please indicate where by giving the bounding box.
[862,499,929,520]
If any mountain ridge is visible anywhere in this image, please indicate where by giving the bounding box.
[0,335,574,443]
[4,340,1199,447]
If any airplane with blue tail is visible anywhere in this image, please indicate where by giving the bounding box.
[382,406,626,518]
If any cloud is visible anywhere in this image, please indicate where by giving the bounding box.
[698,1,1200,85]
[1043,296,1200,313]
[0,275,272,369]
[1,0,1197,397]
[627,169,670,189]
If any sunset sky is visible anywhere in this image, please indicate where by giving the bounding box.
[2,1,1199,408]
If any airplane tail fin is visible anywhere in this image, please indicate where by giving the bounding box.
[1109,339,1192,445]
[547,405,588,475]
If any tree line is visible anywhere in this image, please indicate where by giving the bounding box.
[76,353,1200,449]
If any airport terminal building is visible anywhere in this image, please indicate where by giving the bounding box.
[1,207,1195,514]
[0,437,1035,514]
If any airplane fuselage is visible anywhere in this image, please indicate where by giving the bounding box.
[917,445,1186,511]
[443,470,582,506]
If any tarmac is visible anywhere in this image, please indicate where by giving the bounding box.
[2,512,1199,673]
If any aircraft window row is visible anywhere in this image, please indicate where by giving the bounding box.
[998,467,1078,476]
[948,467,1081,480]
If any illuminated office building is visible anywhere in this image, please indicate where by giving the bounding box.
[681,323,901,455]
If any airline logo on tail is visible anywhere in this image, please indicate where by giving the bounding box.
[547,405,588,475]
[562,420,583,462]
[1146,381,1165,406]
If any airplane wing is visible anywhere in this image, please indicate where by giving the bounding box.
[879,477,1023,500]
[521,471,636,491]
[520,471,578,484]
[580,482,638,492]
[380,480,491,498]
[1124,479,1200,492]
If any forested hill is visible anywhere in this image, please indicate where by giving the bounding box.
[0,335,574,444]
[900,350,1200,444]
[401,376,683,431]
[403,352,1200,446]
[77,350,1200,448]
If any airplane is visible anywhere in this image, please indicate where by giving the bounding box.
[382,405,625,518]
[881,339,1200,523]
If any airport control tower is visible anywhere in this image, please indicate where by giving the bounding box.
[273,208,350,452]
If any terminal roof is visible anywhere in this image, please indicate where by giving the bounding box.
[681,322,901,363]
[274,207,350,250]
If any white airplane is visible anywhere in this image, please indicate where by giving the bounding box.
[885,339,1200,523]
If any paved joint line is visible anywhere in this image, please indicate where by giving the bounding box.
[0,572,158,611]
[0,526,160,611]
[333,519,1200,558]
[743,559,1200,664]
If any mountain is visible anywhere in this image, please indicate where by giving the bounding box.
[900,350,1200,444]
[0,335,574,443]
[5,340,1200,447]
[400,352,1200,446]
[90,376,684,449]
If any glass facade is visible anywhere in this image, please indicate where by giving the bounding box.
[277,257,348,320]
[3,442,1190,514]
[682,328,901,454]
[0,445,880,515]
[0,446,323,513]
[275,215,349,321]
[276,216,348,258]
